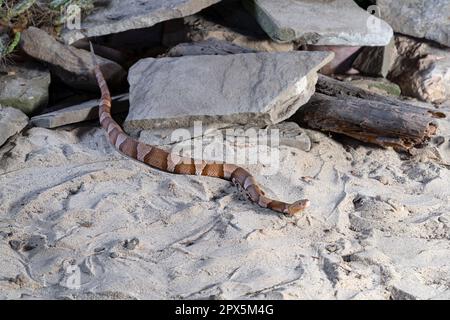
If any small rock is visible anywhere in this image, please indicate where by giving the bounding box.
[124,238,140,251]
[23,235,46,252]
[0,106,28,147]
[438,216,448,224]
[409,146,443,164]
[390,286,416,300]
[0,231,13,239]
[243,0,393,45]
[9,274,26,287]
[0,63,50,115]
[376,176,390,185]
[109,252,119,259]
[390,278,441,300]
[9,240,22,251]
[79,221,93,228]
[272,122,312,152]
[351,170,364,178]
[433,136,446,147]
[20,27,126,92]
[322,254,343,285]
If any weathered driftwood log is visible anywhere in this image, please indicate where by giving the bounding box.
[316,75,407,105]
[317,75,446,117]
[297,92,438,150]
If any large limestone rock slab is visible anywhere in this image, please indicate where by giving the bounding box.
[0,107,28,147]
[0,63,50,115]
[377,0,450,47]
[61,0,221,45]
[125,51,333,131]
[243,0,393,46]
[21,27,126,92]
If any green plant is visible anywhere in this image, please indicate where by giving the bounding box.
[0,0,96,62]
[4,0,36,20]
[5,30,19,53]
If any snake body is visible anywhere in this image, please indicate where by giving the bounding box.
[90,44,310,216]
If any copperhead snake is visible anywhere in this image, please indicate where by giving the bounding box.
[90,43,310,216]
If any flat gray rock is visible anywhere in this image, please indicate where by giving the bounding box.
[61,0,221,44]
[125,51,333,131]
[0,107,28,147]
[377,0,450,47]
[139,121,312,152]
[0,63,50,115]
[390,277,442,300]
[168,39,255,57]
[243,0,393,46]
[31,94,129,129]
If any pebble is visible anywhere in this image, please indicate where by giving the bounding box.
[9,274,26,286]
[124,238,140,251]
[0,231,13,239]
[433,136,446,147]
[23,235,45,252]
[376,175,390,185]
[109,252,119,259]
[9,240,22,251]
[438,216,448,224]
[325,244,338,253]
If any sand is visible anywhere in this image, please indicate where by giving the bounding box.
[0,105,449,300]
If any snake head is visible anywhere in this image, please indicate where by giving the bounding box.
[287,199,310,216]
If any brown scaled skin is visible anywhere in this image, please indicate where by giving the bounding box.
[89,42,310,216]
